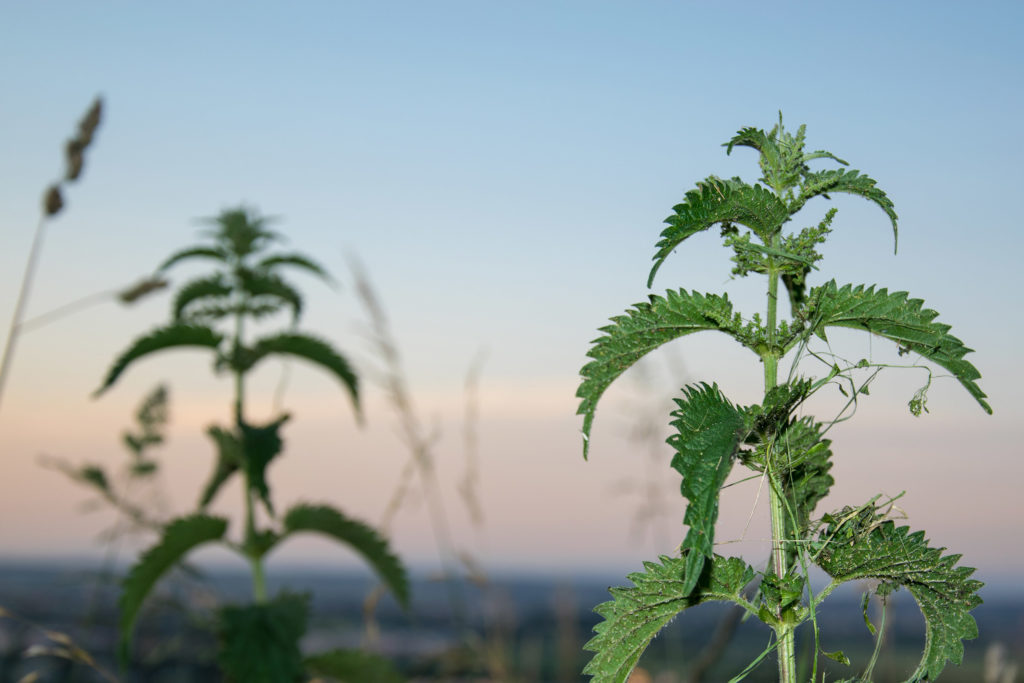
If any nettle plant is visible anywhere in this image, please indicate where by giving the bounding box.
[95,207,407,683]
[577,117,990,683]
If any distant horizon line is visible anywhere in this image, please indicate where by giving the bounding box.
[2,554,1020,599]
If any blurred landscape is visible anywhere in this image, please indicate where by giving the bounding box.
[4,3,1024,682]
[2,562,1020,682]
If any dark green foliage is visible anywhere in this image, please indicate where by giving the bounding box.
[650,177,790,286]
[257,253,333,283]
[240,415,290,515]
[723,225,819,279]
[815,514,983,682]
[801,281,991,413]
[158,246,228,271]
[778,207,836,312]
[101,206,406,680]
[776,418,834,532]
[577,289,741,457]
[172,274,232,322]
[197,415,294,515]
[158,207,330,330]
[582,555,754,683]
[198,425,242,509]
[748,378,814,439]
[95,324,223,395]
[724,126,783,170]
[282,504,410,608]
[725,116,849,198]
[776,417,834,572]
[304,649,405,683]
[217,592,309,683]
[79,465,109,493]
[198,208,283,257]
[798,282,991,413]
[237,269,303,321]
[244,332,360,415]
[130,460,158,476]
[667,383,746,594]
[577,116,988,681]
[792,168,898,248]
[122,384,169,460]
[118,514,228,664]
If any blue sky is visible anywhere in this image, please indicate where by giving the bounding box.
[1,2,1022,590]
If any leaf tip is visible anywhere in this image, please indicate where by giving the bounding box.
[646,263,660,289]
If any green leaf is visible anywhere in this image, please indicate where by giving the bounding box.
[668,383,747,594]
[244,333,360,417]
[723,126,782,170]
[282,504,409,608]
[777,418,834,570]
[134,383,169,434]
[79,465,110,493]
[217,592,308,683]
[749,378,813,438]
[861,592,878,637]
[240,416,290,515]
[802,149,848,166]
[577,290,741,458]
[119,514,228,665]
[245,529,281,560]
[304,649,405,683]
[815,518,983,682]
[95,325,223,396]
[131,460,158,477]
[257,253,333,284]
[795,169,898,249]
[238,269,303,321]
[805,281,990,414]
[198,425,242,509]
[172,274,232,321]
[649,177,790,286]
[201,207,283,259]
[157,246,227,271]
[729,239,817,268]
[583,555,754,683]
[760,572,805,615]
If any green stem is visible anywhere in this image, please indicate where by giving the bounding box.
[232,275,266,604]
[863,596,887,681]
[233,305,245,425]
[764,238,797,683]
[244,482,268,603]
[811,579,842,609]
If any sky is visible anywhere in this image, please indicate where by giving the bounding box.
[1,2,1023,593]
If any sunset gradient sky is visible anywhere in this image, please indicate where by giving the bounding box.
[2,2,1022,592]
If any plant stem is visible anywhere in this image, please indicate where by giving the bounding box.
[0,216,48,417]
[244,483,268,603]
[764,242,797,683]
[232,279,267,604]
[233,309,245,426]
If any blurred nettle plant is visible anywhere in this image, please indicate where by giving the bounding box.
[44,384,172,541]
[95,208,407,683]
[577,116,990,683]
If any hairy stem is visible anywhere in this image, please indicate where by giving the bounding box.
[863,596,887,681]
[764,241,797,683]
